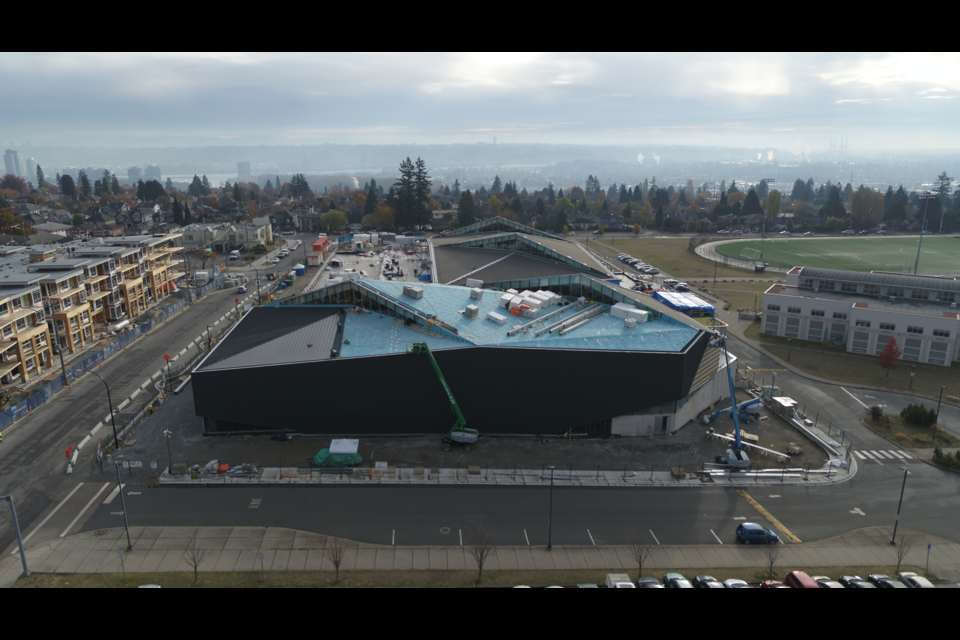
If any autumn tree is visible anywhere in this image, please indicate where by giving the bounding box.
[766,190,782,219]
[374,204,395,229]
[878,337,902,377]
[320,209,347,231]
[458,190,476,227]
[850,186,884,220]
[633,223,641,236]
[1,174,28,195]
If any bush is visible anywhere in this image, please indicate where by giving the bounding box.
[901,403,937,427]
[933,446,945,462]
[870,405,884,421]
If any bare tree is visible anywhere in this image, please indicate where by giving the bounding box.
[896,535,913,574]
[463,515,498,584]
[762,541,783,578]
[625,530,659,580]
[323,531,349,583]
[184,532,212,584]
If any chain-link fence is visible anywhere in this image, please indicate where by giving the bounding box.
[0,275,225,431]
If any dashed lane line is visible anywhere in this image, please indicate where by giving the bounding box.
[710,529,723,545]
[840,387,870,410]
[649,529,660,545]
[59,483,111,538]
[735,490,802,544]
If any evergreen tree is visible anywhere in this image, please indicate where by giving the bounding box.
[385,186,398,210]
[394,157,415,229]
[883,185,895,211]
[94,179,102,197]
[201,175,212,196]
[413,158,432,229]
[452,179,460,196]
[370,178,378,192]
[842,182,854,202]
[607,183,618,200]
[443,185,450,197]
[290,174,310,199]
[172,198,184,225]
[819,186,846,218]
[189,175,203,197]
[619,184,629,204]
[547,182,556,204]
[137,179,145,200]
[363,185,377,216]
[60,174,76,198]
[165,178,174,191]
[557,188,564,199]
[655,204,664,228]
[728,180,739,194]
[78,170,91,197]
[100,170,112,196]
[642,178,649,197]
[536,197,546,216]
[755,179,769,200]
[678,188,688,206]
[276,177,282,193]
[55,173,61,188]
[233,181,244,202]
[35,165,45,190]
[491,175,502,194]
[509,196,523,215]
[110,174,120,194]
[719,179,726,195]
[182,203,193,226]
[458,190,476,227]
[265,178,274,191]
[742,189,763,217]
[142,180,166,200]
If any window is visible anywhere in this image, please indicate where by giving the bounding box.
[887,287,904,298]
[879,323,896,331]
[903,346,921,361]
[811,309,825,317]
[785,324,800,337]
[911,289,928,300]
[807,327,823,341]
[852,339,869,353]
[820,281,835,291]
[864,284,880,296]
[788,307,801,314]
[799,278,814,290]
[937,292,956,303]
[841,282,858,293]
[933,329,950,338]
[907,326,923,335]
[855,320,871,328]
[929,352,946,365]
[833,312,847,320]
[764,317,780,334]
[767,304,780,312]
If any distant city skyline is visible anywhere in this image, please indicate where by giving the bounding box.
[1,53,959,149]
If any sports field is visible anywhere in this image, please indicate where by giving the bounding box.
[715,236,960,274]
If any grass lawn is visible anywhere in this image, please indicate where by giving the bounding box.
[864,414,960,449]
[588,237,761,280]
[12,564,933,588]
[716,236,960,275]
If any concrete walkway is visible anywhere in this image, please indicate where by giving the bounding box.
[2,525,956,586]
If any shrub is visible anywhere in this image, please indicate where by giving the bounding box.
[933,446,945,462]
[900,403,937,427]
[870,405,884,421]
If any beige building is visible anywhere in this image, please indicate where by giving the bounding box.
[0,278,54,384]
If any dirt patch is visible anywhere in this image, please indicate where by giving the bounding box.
[864,413,960,449]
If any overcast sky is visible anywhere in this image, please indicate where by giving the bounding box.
[2,52,959,150]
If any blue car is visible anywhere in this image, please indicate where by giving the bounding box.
[736,522,780,545]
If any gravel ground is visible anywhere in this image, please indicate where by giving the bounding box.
[108,383,825,478]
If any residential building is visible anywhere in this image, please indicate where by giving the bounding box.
[0,276,53,385]
[144,165,161,182]
[4,149,21,178]
[237,161,251,178]
[180,223,270,253]
[127,166,142,184]
[762,267,960,366]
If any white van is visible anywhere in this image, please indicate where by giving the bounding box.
[842,229,856,235]
[229,250,240,260]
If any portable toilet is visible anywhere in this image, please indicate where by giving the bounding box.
[293,263,306,276]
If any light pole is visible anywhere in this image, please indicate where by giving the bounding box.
[546,465,555,551]
[891,466,910,545]
[115,462,133,550]
[251,265,262,305]
[909,365,915,389]
[914,195,935,275]
[207,324,214,351]
[933,386,946,445]
[1,495,29,576]
[787,339,793,361]
[163,429,172,474]
[84,368,120,449]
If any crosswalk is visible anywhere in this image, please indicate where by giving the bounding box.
[854,449,913,464]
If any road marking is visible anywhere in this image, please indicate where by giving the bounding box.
[861,450,876,459]
[735,490,802,544]
[889,450,906,459]
[850,507,866,516]
[152,371,161,380]
[110,512,124,516]
[878,450,896,459]
[127,492,141,496]
[248,499,261,509]
[130,389,141,399]
[649,529,660,545]
[768,494,781,498]
[90,423,102,435]
[59,483,111,538]
[900,451,913,459]
[840,387,870,410]
[103,484,124,504]
[733,516,746,520]
[854,451,866,459]
[142,379,151,388]
[117,399,129,410]
[187,342,195,349]
[13,483,85,552]
[587,529,596,545]
[710,529,723,545]
[523,529,530,546]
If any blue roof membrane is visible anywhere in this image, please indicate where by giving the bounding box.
[339,309,458,358]
[357,279,698,354]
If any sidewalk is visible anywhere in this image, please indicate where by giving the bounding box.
[2,525,955,586]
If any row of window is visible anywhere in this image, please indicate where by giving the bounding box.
[799,279,958,302]
[771,304,951,338]
[768,304,845,320]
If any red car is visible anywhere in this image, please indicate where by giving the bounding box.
[760,580,790,588]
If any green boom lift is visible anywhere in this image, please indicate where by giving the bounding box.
[407,342,479,452]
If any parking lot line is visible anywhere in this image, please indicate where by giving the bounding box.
[735,490,802,544]
[649,529,660,545]
[710,529,723,545]
[587,529,596,545]
[523,529,530,546]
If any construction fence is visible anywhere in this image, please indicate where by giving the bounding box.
[0,275,224,431]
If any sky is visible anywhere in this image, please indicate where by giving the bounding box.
[2,52,960,150]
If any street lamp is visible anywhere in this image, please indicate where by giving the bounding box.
[250,264,262,305]
[933,386,946,445]
[115,462,133,550]
[207,324,214,351]
[84,369,120,449]
[909,365,915,390]
[546,465,555,551]
[891,466,910,545]
[163,429,172,474]
[787,339,793,361]
[1,495,29,576]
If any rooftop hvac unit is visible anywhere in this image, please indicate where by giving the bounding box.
[465,278,483,288]
[464,304,479,318]
[499,293,514,309]
[470,287,483,300]
[403,284,423,299]
[506,288,518,295]
[623,318,637,329]
[486,311,507,324]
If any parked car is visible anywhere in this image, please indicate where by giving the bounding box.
[760,580,789,588]
[662,572,693,588]
[635,577,663,588]
[899,572,936,588]
[868,574,907,588]
[842,229,856,235]
[675,284,690,292]
[237,285,247,294]
[839,574,876,588]
[735,522,780,545]
[723,579,750,588]
[663,279,679,287]
[648,268,660,274]
[692,575,723,588]
[804,231,814,236]
[784,571,819,589]
[271,258,280,264]
[717,229,730,235]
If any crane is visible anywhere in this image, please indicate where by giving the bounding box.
[407,342,478,452]
[701,398,763,425]
[713,336,750,469]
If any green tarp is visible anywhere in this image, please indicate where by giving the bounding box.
[313,448,363,468]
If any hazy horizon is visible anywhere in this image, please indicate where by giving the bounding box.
[3,52,960,151]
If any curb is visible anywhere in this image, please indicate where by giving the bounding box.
[859,416,960,476]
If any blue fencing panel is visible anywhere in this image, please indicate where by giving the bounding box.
[9,402,28,422]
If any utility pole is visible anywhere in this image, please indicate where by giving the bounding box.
[914,195,935,275]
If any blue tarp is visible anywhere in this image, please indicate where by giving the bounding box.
[652,290,715,318]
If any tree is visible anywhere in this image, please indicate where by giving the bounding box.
[72,213,84,227]
[290,174,311,199]
[762,538,783,578]
[363,186,377,216]
[182,203,193,226]
[625,531,659,580]
[755,179,769,200]
[374,204,395,229]
[101,169,112,196]
[742,189,763,217]
[1,174,29,194]
[877,336,902,377]
[463,515,497,584]
[535,197,546,217]
[165,178,174,191]
[842,182,854,202]
[111,174,121,195]
[509,196,523,215]
[172,198,184,225]
[850,186,884,220]
[136,179,145,200]
[77,170,91,198]
[458,190,476,227]
[323,530,349,583]
[265,178,274,191]
[452,179,460,196]
[320,209,347,231]
[895,535,913,574]
[655,204,664,228]
[233,181,244,202]
[185,531,213,584]
[490,175,502,194]
[819,186,846,219]
[142,180,167,200]
[35,165,45,190]
[633,223,641,236]
[201,175,211,196]
[562,225,569,235]
[766,190,782,220]
[60,174,76,198]
[488,195,502,213]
